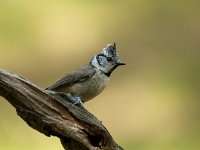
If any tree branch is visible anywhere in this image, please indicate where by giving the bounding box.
[0,69,123,150]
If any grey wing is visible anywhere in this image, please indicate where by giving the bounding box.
[46,65,96,90]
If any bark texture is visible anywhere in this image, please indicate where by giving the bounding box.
[0,69,123,150]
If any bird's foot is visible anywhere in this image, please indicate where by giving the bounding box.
[46,90,83,107]
[68,95,83,107]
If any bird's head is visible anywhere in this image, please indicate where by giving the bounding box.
[90,43,125,76]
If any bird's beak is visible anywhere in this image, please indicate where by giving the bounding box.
[117,61,126,66]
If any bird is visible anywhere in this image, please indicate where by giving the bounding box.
[46,43,125,106]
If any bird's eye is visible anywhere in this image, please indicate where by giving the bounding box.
[107,57,112,61]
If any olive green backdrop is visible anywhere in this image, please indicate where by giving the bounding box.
[0,0,200,150]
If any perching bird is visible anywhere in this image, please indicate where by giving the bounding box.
[46,43,125,106]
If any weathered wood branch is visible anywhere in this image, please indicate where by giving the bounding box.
[0,69,123,150]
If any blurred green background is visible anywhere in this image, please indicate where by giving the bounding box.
[0,0,200,149]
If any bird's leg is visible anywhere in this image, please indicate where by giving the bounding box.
[46,90,83,107]
[66,93,83,107]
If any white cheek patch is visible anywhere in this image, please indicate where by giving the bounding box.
[98,56,108,67]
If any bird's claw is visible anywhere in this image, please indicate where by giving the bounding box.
[46,91,83,107]
[69,96,83,107]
